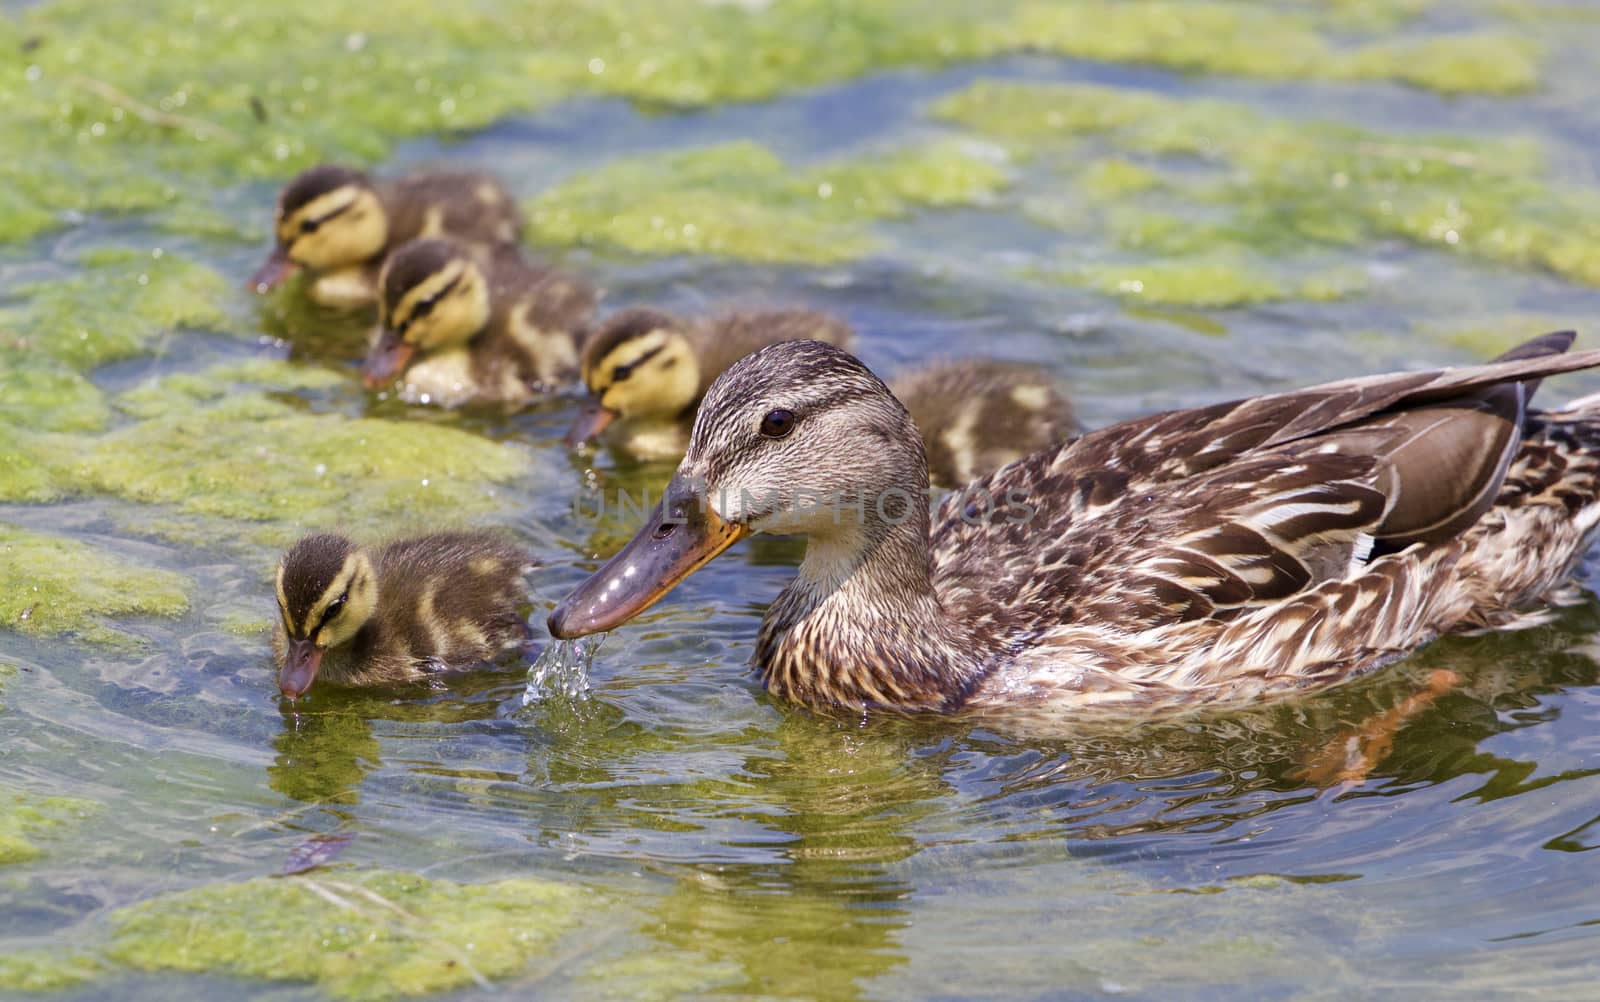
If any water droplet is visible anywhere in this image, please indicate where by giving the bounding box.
[521,634,603,706]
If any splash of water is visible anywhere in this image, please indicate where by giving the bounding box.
[521,633,603,706]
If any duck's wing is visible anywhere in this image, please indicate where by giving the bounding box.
[931,333,1600,636]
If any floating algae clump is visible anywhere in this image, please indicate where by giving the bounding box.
[0,524,190,645]
[0,249,236,371]
[0,362,109,434]
[997,3,1540,94]
[1066,257,1290,308]
[935,80,1600,291]
[0,786,98,866]
[0,950,105,992]
[527,139,1008,263]
[105,870,591,999]
[69,389,530,535]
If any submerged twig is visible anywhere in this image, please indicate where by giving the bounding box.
[68,75,239,141]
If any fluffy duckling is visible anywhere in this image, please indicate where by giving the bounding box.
[889,359,1079,487]
[251,165,522,310]
[361,238,595,408]
[273,531,533,699]
[565,306,853,459]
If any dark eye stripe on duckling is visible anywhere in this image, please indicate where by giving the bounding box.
[609,343,666,385]
[281,187,360,241]
[391,272,462,334]
[298,557,362,637]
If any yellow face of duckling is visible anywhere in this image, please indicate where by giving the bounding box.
[275,536,379,699]
[251,166,390,292]
[566,321,701,446]
[364,242,491,388]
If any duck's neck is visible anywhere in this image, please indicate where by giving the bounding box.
[756,507,987,712]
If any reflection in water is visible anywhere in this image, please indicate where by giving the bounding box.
[270,704,381,805]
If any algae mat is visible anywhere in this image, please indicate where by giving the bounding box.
[4,0,1600,998]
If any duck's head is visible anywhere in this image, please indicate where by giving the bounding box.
[251,165,389,293]
[564,308,702,447]
[362,238,492,388]
[550,339,925,638]
[275,534,379,698]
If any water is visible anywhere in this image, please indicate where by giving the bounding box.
[6,18,1600,1002]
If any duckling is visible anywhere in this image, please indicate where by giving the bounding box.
[551,332,1600,716]
[362,238,595,408]
[273,531,532,699]
[250,165,522,310]
[889,359,1079,487]
[565,306,853,459]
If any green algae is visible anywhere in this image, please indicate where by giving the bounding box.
[105,870,591,999]
[0,249,237,371]
[1079,159,1163,199]
[1066,257,1291,308]
[73,390,530,534]
[937,79,1600,292]
[1000,3,1540,94]
[0,360,528,545]
[0,427,66,503]
[0,0,1550,248]
[0,523,190,645]
[1338,32,1541,95]
[0,787,98,866]
[0,949,105,992]
[527,138,1008,263]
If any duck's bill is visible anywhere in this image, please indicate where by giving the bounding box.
[362,329,414,389]
[249,247,297,293]
[548,492,748,638]
[279,638,323,699]
[563,402,618,448]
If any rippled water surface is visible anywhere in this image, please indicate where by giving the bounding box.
[5,2,1600,998]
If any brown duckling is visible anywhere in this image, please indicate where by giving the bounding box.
[565,306,853,459]
[251,165,522,310]
[889,359,1079,487]
[361,238,595,408]
[273,531,532,699]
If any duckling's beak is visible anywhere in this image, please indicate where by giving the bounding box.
[563,401,618,448]
[279,637,323,699]
[548,473,747,638]
[249,246,296,293]
[362,328,415,389]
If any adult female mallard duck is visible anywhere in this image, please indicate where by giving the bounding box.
[563,306,853,459]
[362,238,595,408]
[889,359,1078,487]
[250,165,522,310]
[549,333,1600,715]
[274,531,532,699]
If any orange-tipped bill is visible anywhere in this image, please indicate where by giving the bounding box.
[548,477,747,638]
[563,401,618,448]
[250,246,297,293]
[279,637,323,699]
[362,328,415,389]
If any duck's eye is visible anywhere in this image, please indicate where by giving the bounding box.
[324,594,347,620]
[759,408,796,439]
[300,217,320,235]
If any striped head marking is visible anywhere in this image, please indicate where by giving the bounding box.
[276,534,379,650]
[580,308,700,419]
[378,239,491,352]
[274,165,388,271]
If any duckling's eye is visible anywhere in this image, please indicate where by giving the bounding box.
[759,408,796,439]
[299,217,320,235]
[324,594,347,620]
